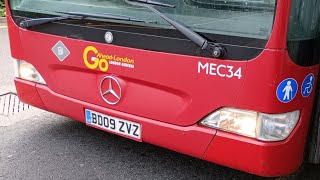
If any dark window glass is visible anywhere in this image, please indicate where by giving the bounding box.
[9,0,276,41]
[288,0,320,66]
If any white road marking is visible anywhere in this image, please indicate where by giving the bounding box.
[0,26,7,29]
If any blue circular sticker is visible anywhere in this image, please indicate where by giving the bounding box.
[301,73,315,97]
[276,78,298,103]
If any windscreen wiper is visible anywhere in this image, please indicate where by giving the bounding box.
[127,0,176,8]
[20,11,149,29]
[126,0,226,58]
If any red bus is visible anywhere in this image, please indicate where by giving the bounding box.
[5,0,320,177]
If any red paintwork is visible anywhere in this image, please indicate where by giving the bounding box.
[266,0,291,49]
[5,0,320,177]
[33,81,216,158]
[203,109,313,176]
[5,2,24,60]
[14,79,47,110]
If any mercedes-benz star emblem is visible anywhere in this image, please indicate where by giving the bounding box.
[100,76,122,105]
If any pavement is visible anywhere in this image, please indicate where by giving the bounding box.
[0,17,7,28]
[0,20,44,127]
[0,23,320,180]
[0,18,14,95]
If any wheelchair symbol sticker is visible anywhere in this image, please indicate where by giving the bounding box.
[301,73,315,97]
[276,78,298,103]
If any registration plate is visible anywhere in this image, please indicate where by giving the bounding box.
[85,109,141,140]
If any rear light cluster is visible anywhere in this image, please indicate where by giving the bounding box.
[13,60,46,84]
[200,107,300,142]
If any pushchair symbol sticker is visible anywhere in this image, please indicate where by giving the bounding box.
[276,78,298,103]
[301,73,315,97]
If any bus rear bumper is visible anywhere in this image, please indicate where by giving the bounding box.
[15,78,305,177]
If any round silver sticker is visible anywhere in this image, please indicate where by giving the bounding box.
[105,31,114,44]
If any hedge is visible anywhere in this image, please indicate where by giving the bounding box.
[0,0,5,17]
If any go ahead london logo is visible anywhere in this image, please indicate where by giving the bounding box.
[83,46,135,72]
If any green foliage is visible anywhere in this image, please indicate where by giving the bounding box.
[0,0,5,17]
